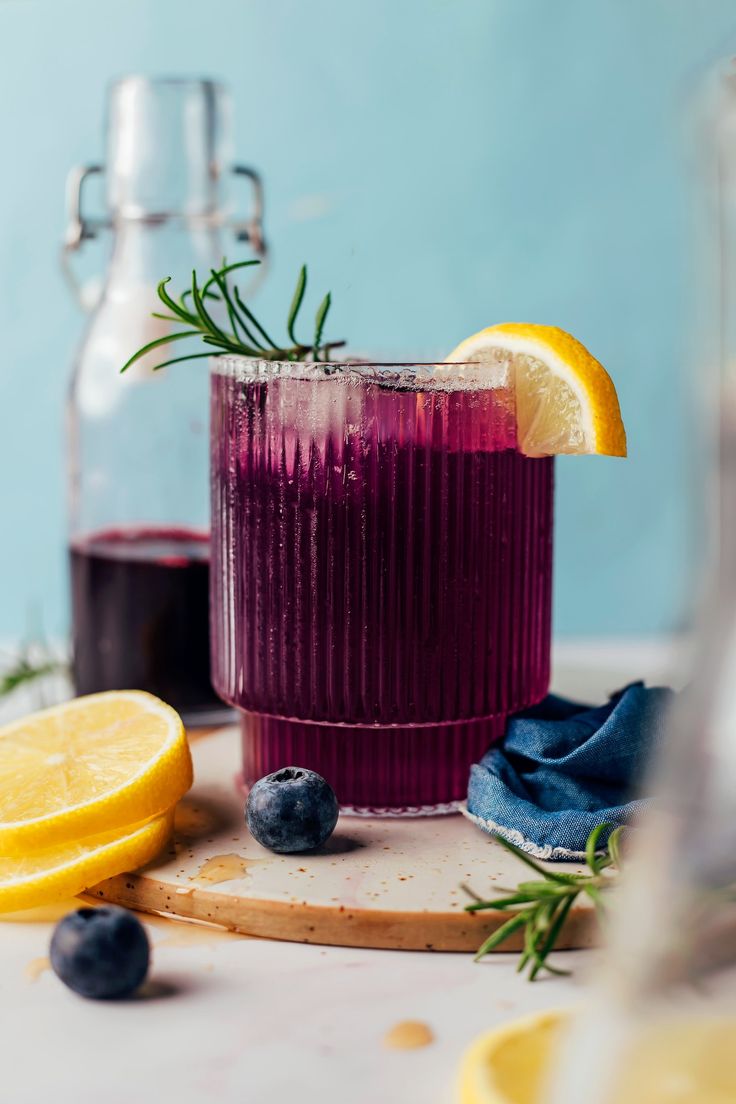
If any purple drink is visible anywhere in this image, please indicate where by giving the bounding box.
[210,360,553,811]
[70,528,226,723]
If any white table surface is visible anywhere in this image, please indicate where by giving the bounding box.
[0,639,682,1104]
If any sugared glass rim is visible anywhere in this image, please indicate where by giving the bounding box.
[210,353,491,390]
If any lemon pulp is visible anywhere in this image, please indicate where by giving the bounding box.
[458,1012,736,1104]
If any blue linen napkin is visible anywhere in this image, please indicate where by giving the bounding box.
[464,682,673,861]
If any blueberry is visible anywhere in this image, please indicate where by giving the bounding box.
[246,767,339,853]
[50,906,150,999]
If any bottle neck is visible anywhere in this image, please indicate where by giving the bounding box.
[105,78,228,219]
[104,216,224,292]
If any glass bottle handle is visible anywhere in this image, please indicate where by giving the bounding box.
[61,163,268,311]
[228,165,269,296]
[60,164,107,310]
[230,165,267,255]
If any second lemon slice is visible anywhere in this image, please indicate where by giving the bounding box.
[445,323,626,457]
[0,691,192,853]
[0,809,174,912]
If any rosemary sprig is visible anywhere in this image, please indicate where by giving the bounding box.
[121,259,345,374]
[0,650,64,698]
[287,264,307,347]
[463,823,624,980]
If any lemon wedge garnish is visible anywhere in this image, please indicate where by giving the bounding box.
[0,810,173,912]
[458,1010,564,1104]
[458,1010,736,1104]
[0,691,192,852]
[445,323,626,457]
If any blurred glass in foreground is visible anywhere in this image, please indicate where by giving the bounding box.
[543,59,736,1104]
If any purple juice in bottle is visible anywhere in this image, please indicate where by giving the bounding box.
[210,360,553,811]
[71,527,225,722]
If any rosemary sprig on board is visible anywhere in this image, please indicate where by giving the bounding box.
[463,823,624,980]
[121,259,345,374]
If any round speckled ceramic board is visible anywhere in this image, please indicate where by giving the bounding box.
[90,726,596,952]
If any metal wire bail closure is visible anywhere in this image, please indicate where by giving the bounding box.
[61,163,268,309]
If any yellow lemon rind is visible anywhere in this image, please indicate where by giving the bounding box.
[0,809,174,913]
[0,691,192,854]
[457,1009,567,1104]
[447,323,627,458]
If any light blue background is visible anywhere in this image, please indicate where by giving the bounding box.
[1,0,734,640]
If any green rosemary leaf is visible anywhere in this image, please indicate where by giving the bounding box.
[191,270,229,344]
[157,277,197,325]
[150,352,215,372]
[322,341,347,359]
[208,270,266,352]
[123,258,345,373]
[467,821,623,979]
[200,334,239,348]
[586,823,613,874]
[465,892,544,912]
[201,333,263,357]
[537,958,572,978]
[582,883,608,923]
[528,894,577,980]
[521,918,537,973]
[607,826,625,869]
[516,880,572,897]
[233,286,280,351]
[200,258,261,301]
[474,911,531,961]
[221,258,262,272]
[530,901,561,976]
[287,264,307,346]
[215,257,280,350]
[224,290,258,348]
[120,331,200,374]
[0,657,60,698]
[181,287,220,306]
[532,899,556,934]
[492,834,577,885]
[313,292,331,357]
[516,953,531,975]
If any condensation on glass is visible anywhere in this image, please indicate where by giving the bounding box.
[209,356,554,813]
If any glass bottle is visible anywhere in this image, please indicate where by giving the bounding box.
[542,59,736,1104]
[64,77,265,725]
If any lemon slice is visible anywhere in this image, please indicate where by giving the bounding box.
[611,1018,736,1103]
[458,1011,736,1103]
[0,691,192,853]
[0,810,173,912]
[445,324,626,457]
[458,1010,565,1104]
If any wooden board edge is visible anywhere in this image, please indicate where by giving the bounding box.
[89,872,598,953]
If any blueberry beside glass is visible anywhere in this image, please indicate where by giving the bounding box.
[246,767,339,853]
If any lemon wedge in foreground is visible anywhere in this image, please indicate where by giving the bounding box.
[446,324,626,457]
[0,691,192,852]
[458,1010,564,1104]
[0,810,173,912]
[458,1010,736,1104]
